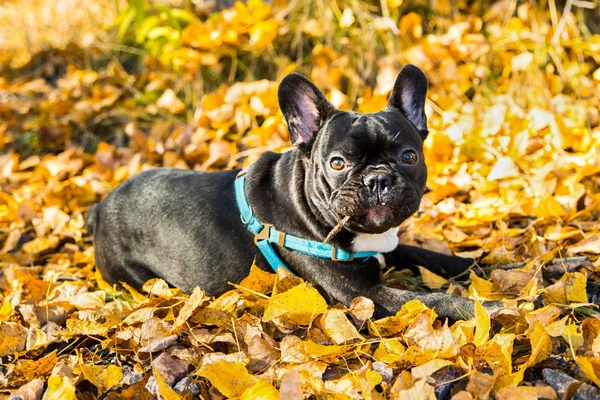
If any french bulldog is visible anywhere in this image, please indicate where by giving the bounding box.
[87,65,496,320]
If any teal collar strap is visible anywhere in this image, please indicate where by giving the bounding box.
[234,170,379,273]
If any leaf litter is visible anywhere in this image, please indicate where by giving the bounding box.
[1,0,600,398]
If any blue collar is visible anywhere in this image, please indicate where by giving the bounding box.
[234,170,379,273]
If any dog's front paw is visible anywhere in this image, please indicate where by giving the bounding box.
[482,300,505,316]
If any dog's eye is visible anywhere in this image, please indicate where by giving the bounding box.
[330,158,347,170]
[401,150,418,164]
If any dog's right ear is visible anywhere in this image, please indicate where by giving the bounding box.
[278,73,337,150]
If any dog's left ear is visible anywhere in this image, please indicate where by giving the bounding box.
[278,73,337,150]
[387,64,429,140]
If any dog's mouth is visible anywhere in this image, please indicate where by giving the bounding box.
[326,183,422,235]
[334,200,422,235]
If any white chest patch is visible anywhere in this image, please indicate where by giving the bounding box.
[352,227,400,253]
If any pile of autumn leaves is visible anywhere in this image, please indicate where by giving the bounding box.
[2,252,600,399]
[1,0,600,399]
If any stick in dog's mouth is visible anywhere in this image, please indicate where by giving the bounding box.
[323,215,351,244]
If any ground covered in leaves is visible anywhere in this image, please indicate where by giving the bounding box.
[1,0,600,399]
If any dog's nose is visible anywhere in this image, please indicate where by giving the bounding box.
[364,173,393,192]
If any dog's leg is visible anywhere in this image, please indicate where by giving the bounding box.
[384,244,474,278]
[367,284,502,321]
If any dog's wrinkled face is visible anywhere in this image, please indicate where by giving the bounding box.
[279,65,429,234]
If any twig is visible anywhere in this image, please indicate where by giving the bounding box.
[324,215,351,244]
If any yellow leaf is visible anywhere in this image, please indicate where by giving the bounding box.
[69,291,106,310]
[198,360,256,398]
[526,322,552,367]
[534,196,568,218]
[0,300,13,320]
[22,235,59,254]
[476,333,515,375]
[120,281,148,303]
[66,319,109,337]
[372,338,406,363]
[241,379,279,400]
[399,12,423,39]
[263,282,327,326]
[563,324,584,349]
[320,309,364,345]
[78,364,123,395]
[543,272,588,305]
[43,375,76,400]
[365,369,382,387]
[473,296,490,346]
[174,286,207,329]
[94,269,115,293]
[369,300,436,337]
[303,340,348,360]
[495,385,557,400]
[418,266,449,289]
[576,356,600,387]
[155,367,182,400]
[469,273,503,301]
[122,307,155,325]
[239,264,275,295]
[488,156,519,181]
[394,378,436,400]
[142,278,178,299]
[411,359,453,381]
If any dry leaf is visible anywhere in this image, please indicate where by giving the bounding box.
[43,375,77,400]
[0,321,27,356]
[263,282,328,327]
[320,309,364,344]
[77,364,123,395]
[197,360,256,398]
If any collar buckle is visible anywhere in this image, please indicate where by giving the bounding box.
[254,223,273,245]
[331,246,354,261]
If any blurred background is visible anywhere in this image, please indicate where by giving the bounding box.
[1,0,599,265]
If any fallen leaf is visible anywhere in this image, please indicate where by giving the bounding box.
[263,282,328,327]
[154,367,183,400]
[241,379,279,400]
[43,375,77,400]
[77,364,123,395]
[197,360,256,398]
[0,321,27,356]
[279,370,303,400]
[173,286,207,329]
[495,385,557,400]
[576,356,600,387]
[567,233,600,255]
[320,309,364,345]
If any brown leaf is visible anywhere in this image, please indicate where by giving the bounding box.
[9,378,44,400]
[348,296,374,326]
[174,286,207,329]
[0,321,27,356]
[279,370,303,400]
[495,385,557,400]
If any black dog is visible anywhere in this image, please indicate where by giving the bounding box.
[87,65,497,320]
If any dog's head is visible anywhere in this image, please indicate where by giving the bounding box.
[278,65,428,237]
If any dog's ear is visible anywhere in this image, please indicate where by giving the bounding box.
[278,73,337,150]
[387,64,429,140]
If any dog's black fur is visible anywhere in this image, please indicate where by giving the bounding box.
[88,65,498,320]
